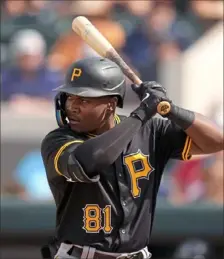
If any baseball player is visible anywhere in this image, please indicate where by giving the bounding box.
[41,57,223,259]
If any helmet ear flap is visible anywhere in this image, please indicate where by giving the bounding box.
[54,93,67,127]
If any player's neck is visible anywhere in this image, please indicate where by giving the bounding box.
[91,114,115,135]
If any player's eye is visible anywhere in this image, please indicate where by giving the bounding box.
[80,98,88,104]
[67,94,73,100]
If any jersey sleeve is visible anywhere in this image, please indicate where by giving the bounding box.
[152,117,192,161]
[41,129,84,181]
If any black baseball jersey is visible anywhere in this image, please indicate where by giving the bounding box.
[41,114,191,253]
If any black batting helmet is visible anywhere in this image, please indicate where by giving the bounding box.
[54,57,126,127]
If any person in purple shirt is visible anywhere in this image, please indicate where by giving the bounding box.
[1,29,63,104]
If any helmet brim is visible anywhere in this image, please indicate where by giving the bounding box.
[53,85,122,98]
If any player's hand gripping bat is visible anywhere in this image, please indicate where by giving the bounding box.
[72,16,171,116]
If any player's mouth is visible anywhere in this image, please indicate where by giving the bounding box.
[69,118,81,125]
[67,114,81,123]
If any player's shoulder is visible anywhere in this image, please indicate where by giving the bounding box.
[41,126,85,148]
[143,116,171,134]
[41,126,86,160]
[150,116,170,127]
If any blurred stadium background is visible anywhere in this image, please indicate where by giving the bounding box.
[0,1,223,259]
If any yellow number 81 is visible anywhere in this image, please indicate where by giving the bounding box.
[82,204,113,234]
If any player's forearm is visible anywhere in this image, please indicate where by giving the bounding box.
[167,104,223,154]
[74,116,142,176]
[185,112,223,154]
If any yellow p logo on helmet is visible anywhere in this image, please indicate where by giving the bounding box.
[71,68,82,81]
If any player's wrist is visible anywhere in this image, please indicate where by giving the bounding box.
[165,104,195,130]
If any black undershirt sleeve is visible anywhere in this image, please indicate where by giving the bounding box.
[73,116,142,177]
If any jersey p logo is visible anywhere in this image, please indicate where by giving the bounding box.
[123,149,154,198]
[71,68,82,81]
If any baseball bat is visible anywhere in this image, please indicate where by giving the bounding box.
[72,16,171,116]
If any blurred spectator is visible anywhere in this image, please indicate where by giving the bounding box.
[2,0,52,17]
[125,1,153,17]
[170,151,224,206]
[122,1,197,81]
[2,180,27,199]
[111,1,153,36]
[191,0,223,31]
[148,1,197,51]
[202,151,223,205]
[209,101,224,130]
[169,100,223,206]
[72,0,114,17]
[2,0,27,17]
[158,160,176,198]
[27,0,49,14]
[1,0,59,73]
[169,158,205,205]
[1,29,63,112]
[48,16,126,73]
[201,102,223,205]
[12,150,53,201]
[173,238,215,259]
[178,0,224,44]
[2,149,53,201]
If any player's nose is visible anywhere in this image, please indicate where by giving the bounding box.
[67,100,81,112]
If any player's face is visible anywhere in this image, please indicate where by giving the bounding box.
[65,94,116,133]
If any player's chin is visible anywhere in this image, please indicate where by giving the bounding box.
[69,122,90,133]
[69,121,82,132]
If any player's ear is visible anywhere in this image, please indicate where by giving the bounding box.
[107,104,113,111]
[109,97,118,111]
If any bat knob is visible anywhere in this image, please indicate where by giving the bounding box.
[157,101,171,115]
